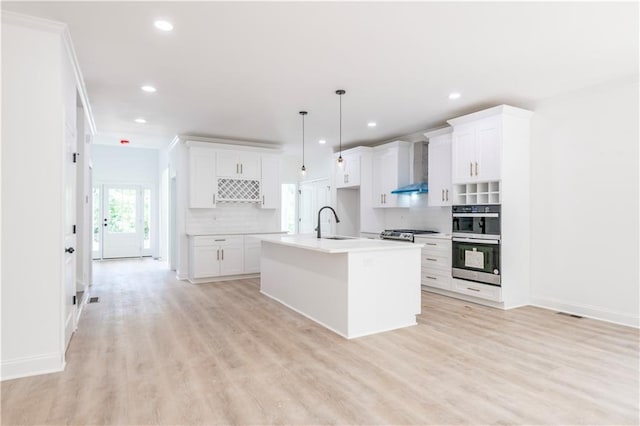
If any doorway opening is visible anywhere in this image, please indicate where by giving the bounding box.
[92,184,154,259]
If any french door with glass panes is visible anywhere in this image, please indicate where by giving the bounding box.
[93,185,152,259]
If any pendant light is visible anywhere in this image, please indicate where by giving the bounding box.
[299,111,307,176]
[336,89,345,167]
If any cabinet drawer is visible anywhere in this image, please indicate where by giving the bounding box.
[421,253,450,271]
[452,279,502,302]
[421,269,451,290]
[416,238,451,254]
[192,235,242,247]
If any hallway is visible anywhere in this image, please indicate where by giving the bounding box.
[2,259,638,425]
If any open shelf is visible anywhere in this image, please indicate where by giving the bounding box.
[453,181,500,205]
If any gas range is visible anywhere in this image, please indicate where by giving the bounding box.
[379,229,439,243]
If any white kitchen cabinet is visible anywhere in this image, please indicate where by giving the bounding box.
[371,141,410,208]
[189,147,217,208]
[189,235,244,280]
[216,151,261,179]
[334,152,361,188]
[425,128,452,206]
[260,156,281,209]
[243,236,262,273]
[450,114,502,183]
[415,235,452,291]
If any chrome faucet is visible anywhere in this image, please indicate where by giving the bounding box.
[316,206,340,239]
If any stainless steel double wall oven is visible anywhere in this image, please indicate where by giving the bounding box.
[452,205,501,286]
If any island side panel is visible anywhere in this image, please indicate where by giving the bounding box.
[347,247,422,338]
[260,241,349,337]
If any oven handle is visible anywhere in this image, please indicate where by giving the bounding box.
[452,237,500,245]
[452,213,499,218]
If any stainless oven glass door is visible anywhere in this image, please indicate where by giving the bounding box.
[452,237,501,286]
[452,213,500,239]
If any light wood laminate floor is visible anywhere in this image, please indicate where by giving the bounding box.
[2,259,638,425]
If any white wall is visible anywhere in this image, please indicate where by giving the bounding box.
[92,144,161,258]
[384,200,451,233]
[2,18,69,379]
[530,76,639,327]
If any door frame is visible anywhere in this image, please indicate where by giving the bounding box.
[93,182,155,259]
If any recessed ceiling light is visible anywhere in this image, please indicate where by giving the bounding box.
[318,139,326,144]
[141,85,156,93]
[368,122,377,127]
[154,20,173,31]
[448,92,461,100]
[134,118,147,124]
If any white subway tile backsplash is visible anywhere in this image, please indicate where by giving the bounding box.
[186,203,280,234]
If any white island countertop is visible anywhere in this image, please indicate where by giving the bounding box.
[257,234,421,254]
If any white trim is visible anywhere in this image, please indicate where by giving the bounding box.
[1,352,65,381]
[447,104,533,126]
[188,273,260,284]
[181,135,282,153]
[424,126,453,139]
[530,298,639,329]
[421,286,505,309]
[1,11,97,134]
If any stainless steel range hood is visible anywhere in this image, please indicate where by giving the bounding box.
[391,141,428,194]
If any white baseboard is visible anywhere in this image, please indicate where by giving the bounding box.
[1,352,65,381]
[530,297,639,328]
[188,273,260,284]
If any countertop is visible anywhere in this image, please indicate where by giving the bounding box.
[257,234,422,254]
[187,231,288,237]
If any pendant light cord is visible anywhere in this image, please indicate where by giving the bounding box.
[339,93,342,156]
[302,113,305,165]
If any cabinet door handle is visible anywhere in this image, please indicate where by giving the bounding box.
[441,189,444,201]
[221,249,224,260]
[236,164,239,174]
[241,164,243,174]
[381,194,383,204]
[426,276,437,280]
[426,242,437,246]
[446,189,449,201]
[383,194,386,204]
[467,287,481,292]
[470,162,473,176]
[475,162,478,176]
[426,258,437,262]
[217,249,220,260]
[262,195,265,205]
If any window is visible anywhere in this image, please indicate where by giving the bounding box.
[143,188,151,249]
[92,187,101,252]
[281,184,297,234]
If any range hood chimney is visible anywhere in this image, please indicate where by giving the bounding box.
[391,141,428,194]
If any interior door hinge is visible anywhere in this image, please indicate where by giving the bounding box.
[73,295,77,305]
[72,224,77,234]
[73,152,79,163]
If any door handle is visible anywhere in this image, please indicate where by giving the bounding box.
[475,162,478,176]
[217,249,219,260]
[380,194,383,204]
[441,189,444,201]
[446,189,449,201]
[383,194,386,204]
[65,247,75,254]
[236,164,239,174]
[221,249,224,260]
[240,164,243,174]
[470,162,473,176]
[262,195,265,205]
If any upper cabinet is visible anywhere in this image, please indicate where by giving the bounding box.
[334,151,361,188]
[260,156,281,209]
[425,127,452,207]
[371,141,410,208]
[216,151,261,179]
[189,147,217,208]
[447,105,533,205]
[450,115,501,184]
[187,143,282,209]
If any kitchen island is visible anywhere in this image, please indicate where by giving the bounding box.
[258,234,422,339]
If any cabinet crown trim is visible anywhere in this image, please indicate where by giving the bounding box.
[372,140,411,150]
[447,104,533,126]
[184,139,282,153]
[424,126,453,139]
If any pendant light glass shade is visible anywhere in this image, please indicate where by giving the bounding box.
[336,90,346,168]
[299,111,307,176]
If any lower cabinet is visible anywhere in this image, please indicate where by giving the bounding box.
[414,236,452,291]
[189,236,244,279]
[243,236,261,274]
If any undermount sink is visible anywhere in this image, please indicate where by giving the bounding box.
[322,236,355,240]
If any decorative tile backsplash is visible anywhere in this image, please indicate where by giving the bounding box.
[186,203,279,234]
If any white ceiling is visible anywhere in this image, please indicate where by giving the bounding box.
[3,1,638,154]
